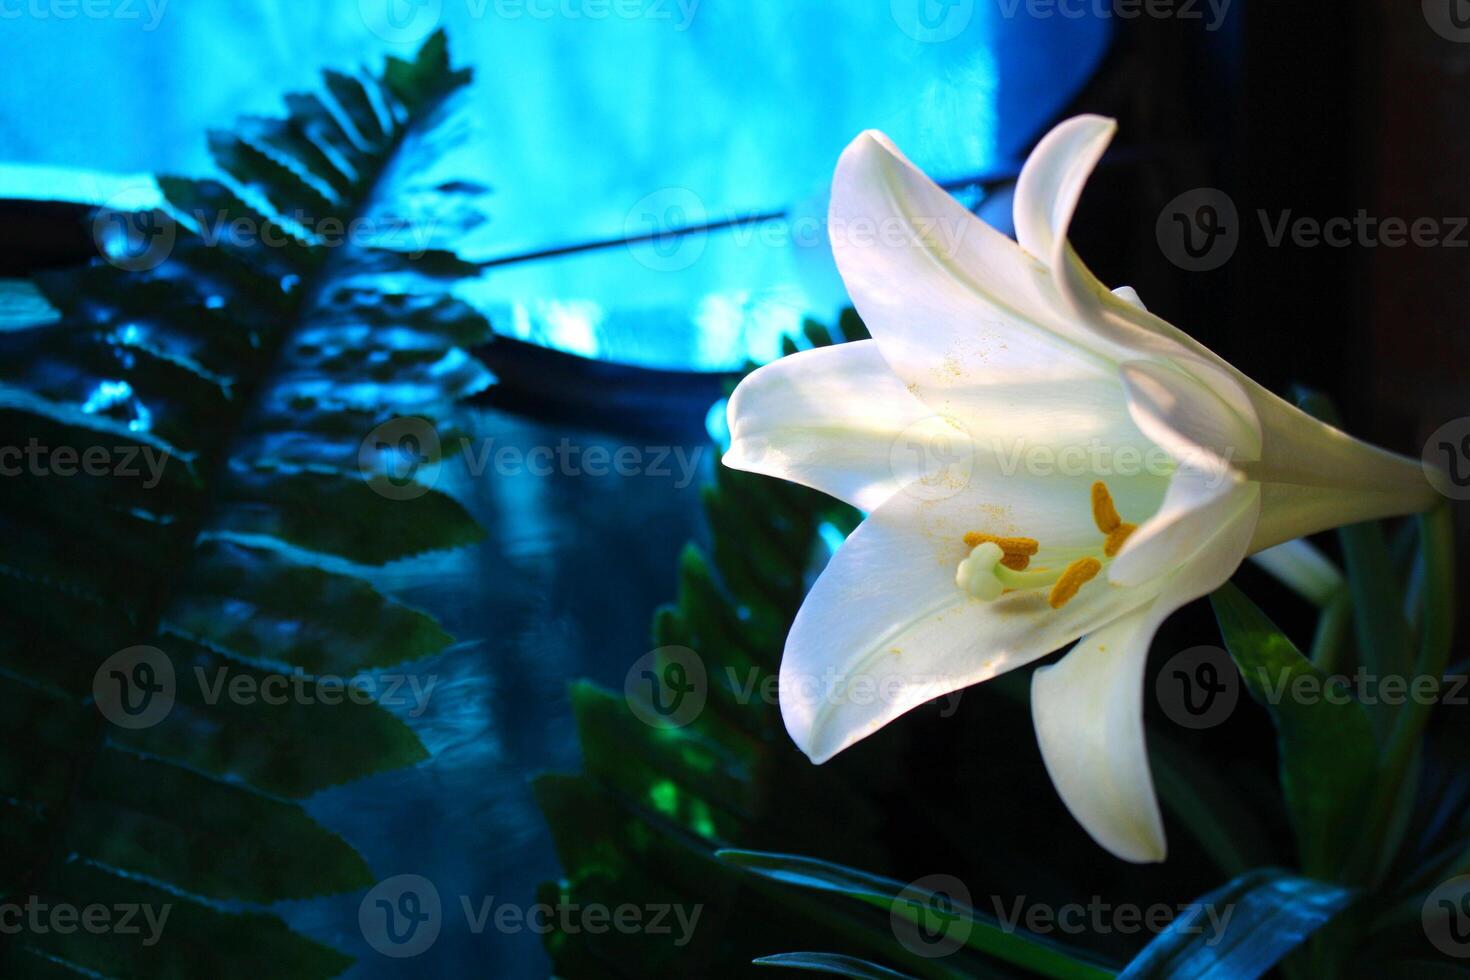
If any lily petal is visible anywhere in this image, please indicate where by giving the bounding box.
[1112,359,1258,587]
[1032,482,1259,862]
[1013,114,1117,266]
[1014,119,1433,534]
[724,340,934,511]
[1014,119,1269,450]
[1110,463,1251,589]
[1030,603,1166,862]
[780,477,1164,764]
[828,130,1151,456]
[1119,359,1261,468]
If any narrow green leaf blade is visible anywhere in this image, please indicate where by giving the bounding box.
[753,952,919,978]
[1117,869,1353,980]
[719,849,1115,980]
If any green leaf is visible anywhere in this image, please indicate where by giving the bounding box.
[1,29,487,976]
[1117,869,1353,980]
[164,539,454,674]
[754,952,920,978]
[1211,583,1377,876]
[16,859,353,979]
[719,850,1116,980]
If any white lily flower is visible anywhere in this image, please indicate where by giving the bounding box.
[722,115,1436,863]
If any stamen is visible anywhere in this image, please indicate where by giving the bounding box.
[1048,557,1102,609]
[963,531,1039,556]
[999,552,1031,571]
[1104,522,1137,557]
[1091,481,1122,534]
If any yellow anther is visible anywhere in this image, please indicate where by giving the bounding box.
[1048,557,1102,609]
[1091,481,1122,534]
[1104,522,1137,557]
[999,552,1031,571]
[963,531,1039,556]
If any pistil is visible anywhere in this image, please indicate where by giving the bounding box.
[957,481,1139,608]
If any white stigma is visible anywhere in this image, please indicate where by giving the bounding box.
[956,541,1006,601]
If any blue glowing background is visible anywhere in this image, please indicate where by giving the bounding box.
[1,3,1112,974]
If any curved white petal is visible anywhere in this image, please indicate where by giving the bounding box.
[1013,119,1265,448]
[1110,463,1251,588]
[1111,285,1146,310]
[780,478,1163,763]
[1013,114,1117,265]
[1119,359,1261,467]
[1031,603,1165,862]
[1032,483,1260,863]
[1108,358,1262,586]
[827,131,1154,458]
[724,341,933,511]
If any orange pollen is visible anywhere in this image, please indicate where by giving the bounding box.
[999,552,1031,571]
[1104,522,1137,557]
[1048,557,1102,609]
[1090,481,1122,534]
[963,531,1039,556]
